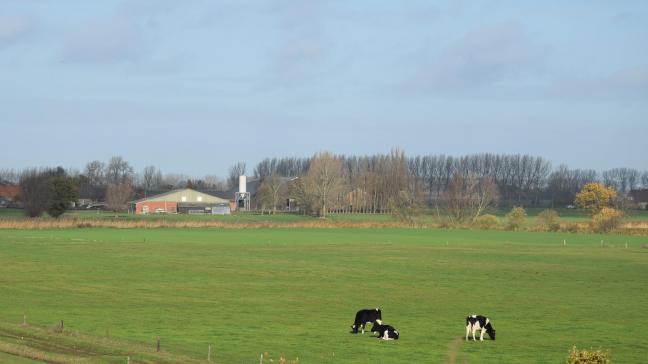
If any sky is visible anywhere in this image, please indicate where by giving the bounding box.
[1,0,647,177]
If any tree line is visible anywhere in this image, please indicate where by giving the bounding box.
[254,152,648,216]
[1,151,647,217]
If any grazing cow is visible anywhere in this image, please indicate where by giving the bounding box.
[371,320,399,340]
[350,308,382,334]
[465,314,496,341]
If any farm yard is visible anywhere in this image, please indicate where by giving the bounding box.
[1,227,647,363]
[4,0,648,363]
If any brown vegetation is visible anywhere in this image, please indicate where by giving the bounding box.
[440,172,499,224]
[590,208,624,233]
[473,214,500,230]
[535,209,561,232]
[566,346,610,364]
[0,217,427,230]
[505,206,527,230]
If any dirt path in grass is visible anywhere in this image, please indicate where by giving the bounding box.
[444,337,467,364]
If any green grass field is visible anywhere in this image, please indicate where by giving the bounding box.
[1,228,647,363]
[2,206,648,225]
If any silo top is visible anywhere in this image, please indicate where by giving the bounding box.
[239,175,246,193]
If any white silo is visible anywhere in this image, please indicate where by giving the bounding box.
[239,175,247,193]
[235,175,250,211]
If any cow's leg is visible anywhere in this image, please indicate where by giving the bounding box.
[382,330,390,340]
[465,325,470,341]
[361,324,365,334]
[472,326,477,341]
[479,328,485,341]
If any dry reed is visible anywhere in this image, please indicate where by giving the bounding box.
[0,217,422,230]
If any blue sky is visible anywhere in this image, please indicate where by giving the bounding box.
[1,0,647,176]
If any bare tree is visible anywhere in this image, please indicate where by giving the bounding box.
[439,172,499,224]
[0,169,20,184]
[228,161,246,189]
[84,161,105,186]
[142,166,162,196]
[547,165,598,206]
[257,174,286,214]
[80,160,107,201]
[106,156,134,185]
[161,173,192,189]
[254,157,309,178]
[602,168,640,194]
[106,183,134,213]
[301,152,346,217]
[19,169,51,217]
[203,175,227,190]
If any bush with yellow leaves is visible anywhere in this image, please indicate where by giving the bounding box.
[591,207,624,233]
[505,206,527,230]
[566,346,610,364]
[473,214,499,230]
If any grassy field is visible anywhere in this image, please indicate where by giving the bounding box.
[1,228,647,363]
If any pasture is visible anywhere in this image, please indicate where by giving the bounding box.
[1,228,647,363]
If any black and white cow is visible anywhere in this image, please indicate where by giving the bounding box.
[371,320,399,340]
[350,308,382,334]
[465,314,496,341]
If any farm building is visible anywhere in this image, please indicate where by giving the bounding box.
[630,189,648,210]
[0,183,20,208]
[130,188,231,214]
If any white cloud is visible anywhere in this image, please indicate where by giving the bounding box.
[0,13,37,49]
[60,18,148,64]
[408,22,547,93]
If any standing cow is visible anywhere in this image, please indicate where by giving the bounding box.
[350,308,382,334]
[465,314,496,341]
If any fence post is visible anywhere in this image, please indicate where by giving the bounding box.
[156,336,160,352]
[208,344,211,362]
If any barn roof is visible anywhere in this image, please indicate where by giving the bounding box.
[132,188,229,204]
[0,184,20,199]
[630,189,648,202]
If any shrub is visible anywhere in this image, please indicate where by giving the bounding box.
[47,176,78,218]
[562,221,581,233]
[575,183,617,216]
[536,209,561,232]
[591,208,624,233]
[566,346,610,364]
[474,214,499,230]
[389,190,420,224]
[505,206,527,230]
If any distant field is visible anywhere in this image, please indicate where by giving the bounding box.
[1,228,647,363]
[2,207,647,224]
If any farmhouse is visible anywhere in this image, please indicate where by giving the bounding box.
[130,188,231,214]
[630,189,648,210]
[0,182,20,207]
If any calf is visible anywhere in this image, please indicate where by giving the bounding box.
[371,320,399,340]
[465,314,496,341]
[350,308,382,334]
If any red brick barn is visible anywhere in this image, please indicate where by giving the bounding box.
[131,188,231,214]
